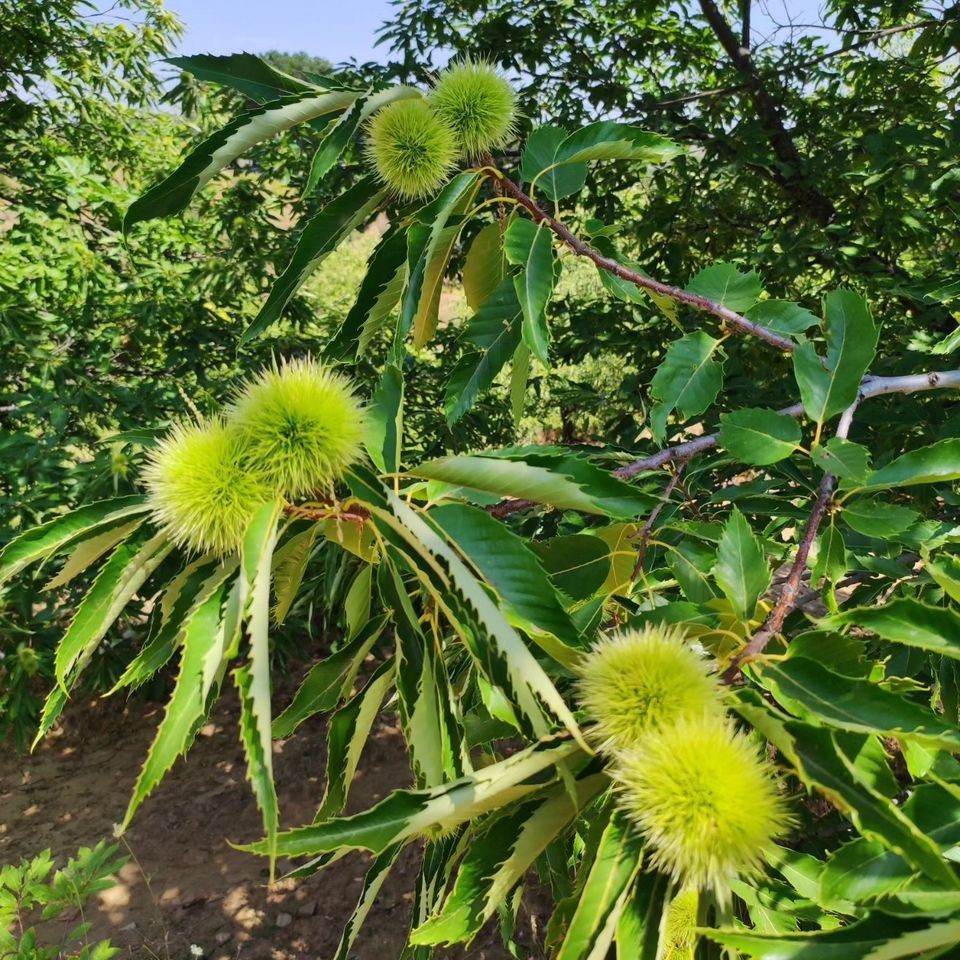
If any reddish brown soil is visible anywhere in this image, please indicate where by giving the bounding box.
[0,687,540,960]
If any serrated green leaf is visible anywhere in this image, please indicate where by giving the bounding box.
[708,916,960,959]
[241,178,388,343]
[0,496,150,587]
[532,534,611,602]
[745,299,819,335]
[239,735,584,858]
[554,121,679,166]
[126,89,358,228]
[430,502,582,653]
[166,52,319,102]
[272,525,319,624]
[830,599,960,658]
[737,697,956,885]
[445,278,523,424]
[365,364,404,473]
[812,522,848,588]
[521,124,588,201]
[686,262,762,311]
[811,438,871,484]
[511,343,531,426]
[42,517,146,591]
[615,870,668,960]
[109,555,239,693]
[718,408,802,465]
[330,843,404,960]
[406,453,655,518]
[54,530,174,692]
[756,657,960,749]
[505,218,555,364]
[121,583,227,831]
[861,439,960,490]
[316,658,395,819]
[397,172,482,356]
[272,616,387,738]
[303,87,419,198]
[649,332,724,441]
[236,500,283,879]
[327,228,408,360]
[556,811,644,960]
[842,499,919,539]
[712,508,770,622]
[820,784,960,905]
[379,562,463,787]
[928,553,960,604]
[792,290,878,426]
[410,774,606,946]
[349,469,584,743]
[462,222,506,310]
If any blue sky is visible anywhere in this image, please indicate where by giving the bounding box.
[165,0,397,64]
[160,0,829,67]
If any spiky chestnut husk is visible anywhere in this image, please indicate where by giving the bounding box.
[576,625,723,754]
[430,59,517,157]
[663,888,698,960]
[613,717,789,896]
[143,418,270,556]
[365,97,457,199]
[228,356,366,498]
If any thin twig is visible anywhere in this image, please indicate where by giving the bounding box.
[483,157,797,354]
[631,461,687,581]
[723,393,865,678]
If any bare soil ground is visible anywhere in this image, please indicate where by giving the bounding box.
[0,687,536,960]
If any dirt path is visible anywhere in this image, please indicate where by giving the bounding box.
[1,688,529,959]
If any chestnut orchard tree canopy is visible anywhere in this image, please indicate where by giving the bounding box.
[5,18,960,954]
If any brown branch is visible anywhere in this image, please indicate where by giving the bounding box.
[723,394,865,679]
[486,159,796,354]
[646,19,938,111]
[698,0,836,225]
[485,370,960,520]
[486,497,538,519]
[723,473,835,681]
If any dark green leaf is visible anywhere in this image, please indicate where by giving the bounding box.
[650,332,724,441]
[745,300,819,335]
[712,509,770,622]
[241,178,387,343]
[831,599,960,658]
[430,503,583,651]
[520,124,588,201]
[792,290,878,426]
[126,90,358,227]
[757,657,960,749]
[862,439,960,490]
[686,262,762,312]
[718,408,802,465]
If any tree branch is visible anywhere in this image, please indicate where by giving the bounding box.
[698,0,836,224]
[487,369,960,518]
[485,159,797,354]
